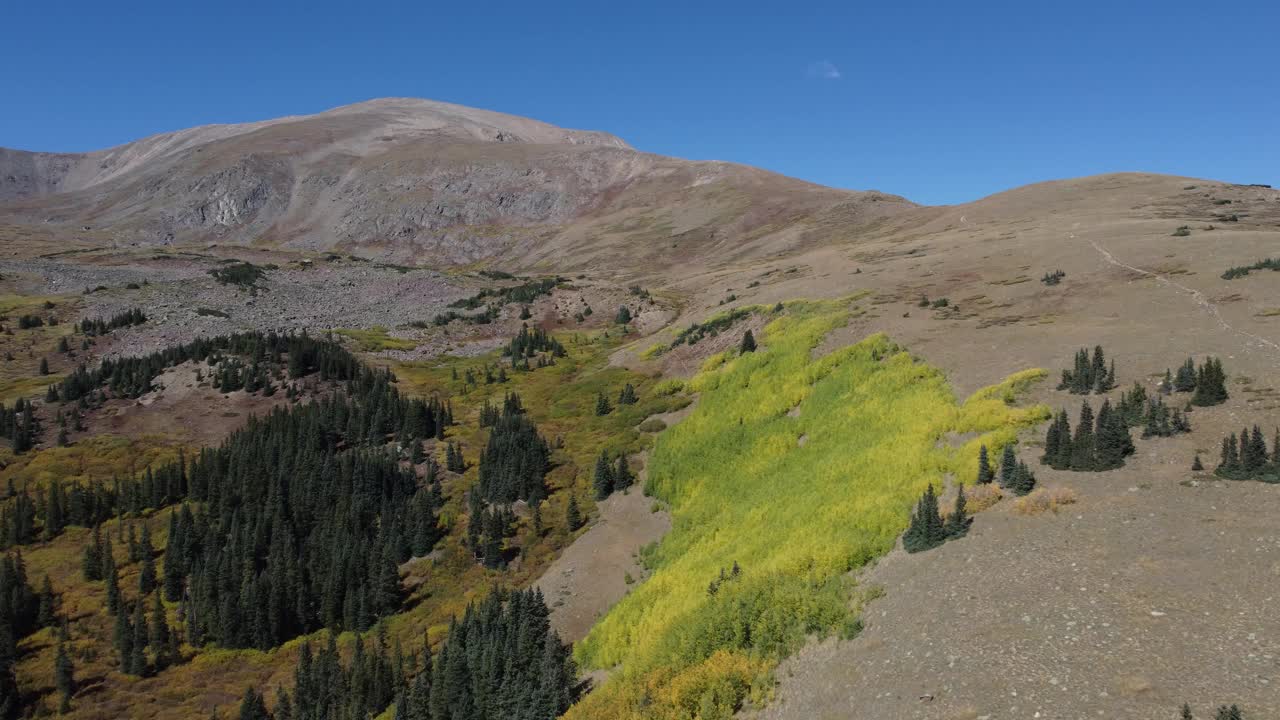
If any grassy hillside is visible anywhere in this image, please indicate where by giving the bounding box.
[568,299,1048,719]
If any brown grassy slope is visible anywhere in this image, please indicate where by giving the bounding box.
[0,98,912,269]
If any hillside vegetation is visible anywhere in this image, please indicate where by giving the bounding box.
[569,299,1048,719]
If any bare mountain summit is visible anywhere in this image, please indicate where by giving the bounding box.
[0,98,911,269]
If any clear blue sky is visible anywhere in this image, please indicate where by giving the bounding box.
[5,1,1277,205]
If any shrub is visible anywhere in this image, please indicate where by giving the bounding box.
[1012,486,1078,515]
[1172,226,1191,237]
[639,418,667,433]
[964,483,1004,513]
[1222,257,1280,280]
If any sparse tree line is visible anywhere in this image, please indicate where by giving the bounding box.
[76,308,147,336]
[1045,353,1227,473]
[1057,346,1116,395]
[1213,425,1280,481]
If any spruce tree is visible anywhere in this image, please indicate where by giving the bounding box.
[594,392,612,416]
[565,496,583,532]
[998,445,1017,489]
[1191,454,1203,472]
[592,452,614,500]
[903,485,946,553]
[740,330,757,354]
[1070,400,1097,471]
[1011,461,1037,496]
[944,484,971,538]
[55,641,74,712]
[976,445,995,484]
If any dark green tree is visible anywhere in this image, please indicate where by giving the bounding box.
[594,393,612,416]
[592,452,614,500]
[976,445,995,484]
[565,496,583,532]
[998,445,1017,489]
[903,485,946,553]
[55,641,74,712]
[944,484,971,538]
[740,330,757,354]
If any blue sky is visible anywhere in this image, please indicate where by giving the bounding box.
[5,1,1277,205]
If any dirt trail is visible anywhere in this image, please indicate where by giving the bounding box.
[1081,231,1280,363]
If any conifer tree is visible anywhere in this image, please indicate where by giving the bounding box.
[1070,400,1097,471]
[903,485,947,553]
[998,445,1017,488]
[565,496,583,531]
[1191,454,1203,472]
[1192,357,1229,406]
[39,357,49,376]
[1174,358,1197,392]
[592,452,614,500]
[82,525,104,581]
[976,445,995,484]
[594,392,612,416]
[138,526,157,595]
[740,330,757,354]
[55,641,74,712]
[944,484,971,538]
[617,383,638,405]
[1011,461,1037,496]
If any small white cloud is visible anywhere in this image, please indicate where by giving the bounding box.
[807,60,842,80]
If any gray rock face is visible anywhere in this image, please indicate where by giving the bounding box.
[0,147,85,202]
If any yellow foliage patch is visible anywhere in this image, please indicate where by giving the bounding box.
[567,299,1046,718]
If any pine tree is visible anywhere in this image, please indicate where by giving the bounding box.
[976,445,995,484]
[594,393,612,416]
[593,452,614,501]
[138,525,157,595]
[565,496,583,531]
[1174,358,1197,392]
[998,445,1017,489]
[1191,454,1203,472]
[903,485,947,553]
[1011,461,1037,496]
[1094,399,1133,470]
[740,330,757,354]
[82,525,104,581]
[55,641,74,712]
[39,357,49,376]
[944,484,971,538]
[1070,400,1097,471]
[238,687,271,720]
[1192,357,1229,406]
[1215,706,1242,720]
[617,383,638,405]
[104,541,121,615]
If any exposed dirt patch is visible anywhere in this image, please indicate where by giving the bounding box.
[534,487,670,642]
[80,363,303,447]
